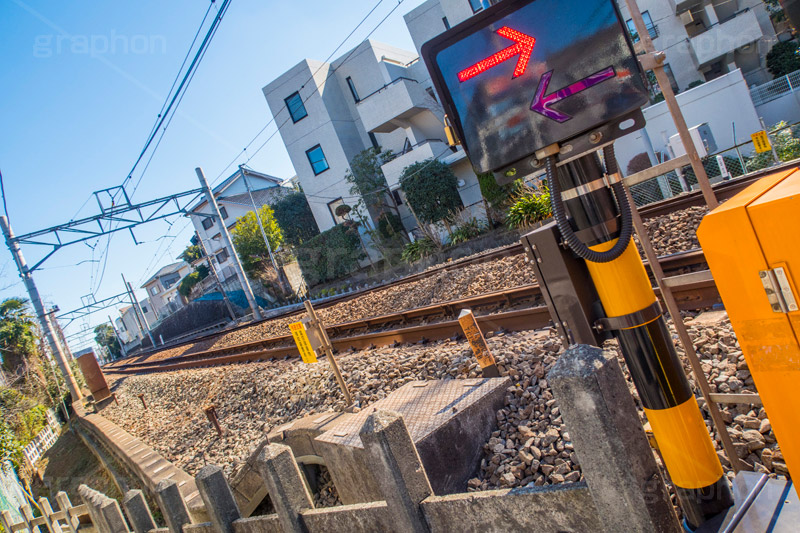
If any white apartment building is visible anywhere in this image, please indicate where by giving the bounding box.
[262,39,485,237]
[406,0,777,92]
[616,0,778,90]
[115,299,157,349]
[140,261,192,321]
[189,166,291,289]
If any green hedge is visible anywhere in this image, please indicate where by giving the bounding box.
[296,224,364,287]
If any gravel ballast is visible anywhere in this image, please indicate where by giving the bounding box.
[102,311,785,496]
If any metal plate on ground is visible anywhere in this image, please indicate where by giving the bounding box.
[316,378,508,448]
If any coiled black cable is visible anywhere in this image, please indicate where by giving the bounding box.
[546,144,633,263]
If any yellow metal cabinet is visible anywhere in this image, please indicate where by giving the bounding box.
[697,167,800,491]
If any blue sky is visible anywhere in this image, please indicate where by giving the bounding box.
[0,0,427,349]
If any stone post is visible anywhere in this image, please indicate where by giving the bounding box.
[358,410,432,533]
[255,444,314,533]
[154,480,192,533]
[122,490,158,533]
[56,492,79,533]
[196,465,241,533]
[549,344,681,533]
[38,497,63,533]
[78,485,111,533]
[100,500,130,533]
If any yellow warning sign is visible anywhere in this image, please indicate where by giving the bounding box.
[289,322,318,364]
[751,130,772,153]
[458,310,496,369]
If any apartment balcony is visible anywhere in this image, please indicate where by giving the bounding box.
[356,77,435,133]
[689,8,763,66]
[381,140,451,188]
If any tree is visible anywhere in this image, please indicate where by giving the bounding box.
[627,153,653,175]
[344,147,396,216]
[399,159,462,224]
[0,298,40,376]
[178,264,210,298]
[767,41,800,78]
[273,192,319,247]
[94,324,121,360]
[230,205,284,281]
[178,243,202,263]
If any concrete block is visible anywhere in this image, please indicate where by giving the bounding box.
[421,483,602,532]
[231,515,283,533]
[255,444,314,533]
[78,485,111,533]
[122,490,157,533]
[359,410,432,533]
[300,502,390,532]
[155,480,192,533]
[196,465,241,533]
[549,345,681,533]
[315,378,509,503]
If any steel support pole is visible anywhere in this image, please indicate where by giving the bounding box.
[303,300,353,406]
[239,166,290,294]
[621,185,743,474]
[196,167,262,320]
[0,215,82,401]
[122,274,156,348]
[625,0,718,209]
[196,231,237,321]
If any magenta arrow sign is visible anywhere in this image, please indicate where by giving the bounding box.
[530,66,617,122]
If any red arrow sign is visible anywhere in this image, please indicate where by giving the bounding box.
[530,66,617,122]
[457,27,535,83]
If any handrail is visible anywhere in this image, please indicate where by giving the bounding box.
[357,76,420,103]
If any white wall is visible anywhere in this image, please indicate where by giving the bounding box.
[755,91,800,126]
[616,69,761,173]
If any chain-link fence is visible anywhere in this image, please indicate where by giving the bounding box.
[629,121,800,208]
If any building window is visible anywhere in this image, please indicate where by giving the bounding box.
[443,17,450,30]
[328,198,347,224]
[626,11,658,42]
[202,217,214,230]
[216,249,229,264]
[219,206,228,220]
[346,76,360,103]
[150,286,159,296]
[285,91,308,123]
[368,132,380,150]
[141,305,149,314]
[391,189,404,206]
[469,0,484,13]
[306,145,330,175]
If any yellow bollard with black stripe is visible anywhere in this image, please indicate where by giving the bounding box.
[545,147,733,529]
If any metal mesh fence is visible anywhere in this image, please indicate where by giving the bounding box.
[629,122,800,208]
[749,69,800,106]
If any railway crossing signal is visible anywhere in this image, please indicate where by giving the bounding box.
[424,0,733,527]
[422,0,648,178]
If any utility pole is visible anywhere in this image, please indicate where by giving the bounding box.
[107,314,127,359]
[46,309,74,361]
[239,165,291,295]
[122,273,156,348]
[195,231,237,321]
[195,167,262,320]
[0,216,82,401]
[625,0,718,209]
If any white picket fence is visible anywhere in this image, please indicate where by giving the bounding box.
[21,410,60,469]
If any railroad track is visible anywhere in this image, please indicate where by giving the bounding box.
[105,248,715,376]
[120,165,777,365]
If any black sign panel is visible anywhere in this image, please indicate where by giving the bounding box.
[422,0,648,173]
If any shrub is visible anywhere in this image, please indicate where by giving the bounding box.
[400,159,462,224]
[448,218,487,245]
[477,172,515,207]
[401,238,437,263]
[766,40,800,78]
[273,192,319,247]
[296,224,364,287]
[506,184,552,229]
